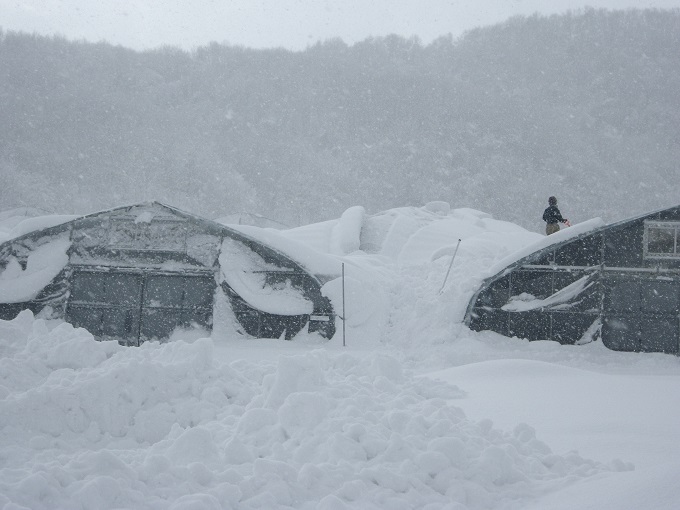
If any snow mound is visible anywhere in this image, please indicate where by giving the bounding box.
[329,205,364,255]
[0,312,625,510]
[281,204,542,339]
[278,206,367,259]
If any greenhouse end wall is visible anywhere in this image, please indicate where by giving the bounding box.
[467,205,680,354]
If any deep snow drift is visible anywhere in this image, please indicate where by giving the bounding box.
[1,203,680,510]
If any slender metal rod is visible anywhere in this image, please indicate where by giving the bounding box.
[439,239,462,294]
[342,262,346,347]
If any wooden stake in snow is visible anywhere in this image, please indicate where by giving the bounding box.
[438,239,462,294]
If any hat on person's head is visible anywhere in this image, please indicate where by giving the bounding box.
[548,196,557,206]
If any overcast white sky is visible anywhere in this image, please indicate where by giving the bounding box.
[2,0,680,51]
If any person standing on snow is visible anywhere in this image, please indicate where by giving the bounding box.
[542,196,569,235]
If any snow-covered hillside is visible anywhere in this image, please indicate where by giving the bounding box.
[1,203,680,510]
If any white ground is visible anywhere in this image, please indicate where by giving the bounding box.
[1,203,679,510]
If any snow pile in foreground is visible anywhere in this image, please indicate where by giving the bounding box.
[0,312,626,510]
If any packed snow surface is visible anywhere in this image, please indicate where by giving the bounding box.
[2,203,680,510]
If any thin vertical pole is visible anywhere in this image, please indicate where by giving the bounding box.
[137,273,146,347]
[342,262,346,347]
[439,239,462,294]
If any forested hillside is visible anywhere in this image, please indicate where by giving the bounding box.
[1,8,679,229]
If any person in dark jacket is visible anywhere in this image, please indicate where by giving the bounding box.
[542,196,569,235]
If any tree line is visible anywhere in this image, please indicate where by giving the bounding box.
[1,8,679,229]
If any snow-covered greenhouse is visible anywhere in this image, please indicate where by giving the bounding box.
[0,202,336,344]
[465,204,680,354]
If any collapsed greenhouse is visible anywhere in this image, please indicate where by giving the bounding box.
[465,204,680,354]
[0,202,336,345]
